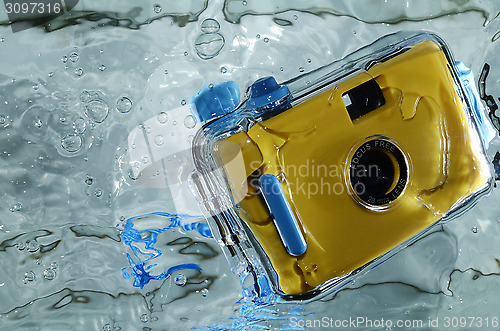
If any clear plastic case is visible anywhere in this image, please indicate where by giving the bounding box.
[189,31,493,302]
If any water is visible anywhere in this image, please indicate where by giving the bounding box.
[1,0,500,330]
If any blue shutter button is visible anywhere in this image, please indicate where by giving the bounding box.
[247,76,291,110]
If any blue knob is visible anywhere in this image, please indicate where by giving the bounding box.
[189,81,240,122]
[247,77,291,110]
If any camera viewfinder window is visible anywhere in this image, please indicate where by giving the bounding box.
[343,78,386,121]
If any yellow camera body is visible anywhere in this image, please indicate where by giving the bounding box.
[192,33,492,300]
[215,41,490,295]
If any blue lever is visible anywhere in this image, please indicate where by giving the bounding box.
[259,174,307,256]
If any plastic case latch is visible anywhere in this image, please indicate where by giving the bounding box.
[189,81,240,122]
[247,76,291,110]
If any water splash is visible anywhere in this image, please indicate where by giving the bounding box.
[119,212,212,288]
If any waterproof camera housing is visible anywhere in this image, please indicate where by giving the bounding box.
[190,32,493,301]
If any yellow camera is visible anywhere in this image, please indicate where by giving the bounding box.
[192,32,492,300]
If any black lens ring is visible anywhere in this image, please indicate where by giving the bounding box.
[348,138,408,207]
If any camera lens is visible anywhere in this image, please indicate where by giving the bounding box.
[348,137,408,208]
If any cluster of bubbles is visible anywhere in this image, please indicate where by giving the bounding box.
[61,51,83,76]
[62,50,105,74]
[22,262,58,284]
[102,324,121,331]
[17,240,40,253]
[60,91,133,154]
[194,18,225,60]
[9,203,22,212]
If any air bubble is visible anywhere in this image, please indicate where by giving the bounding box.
[208,83,214,89]
[43,268,56,280]
[99,64,106,71]
[172,120,177,126]
[184,51,189,56]
[142,156,149,164]
[175,274,187,286]
[116,97,132,113]
[184,115,197,129]
[17,242,26,251]
[201,288,209,297]
[75,68,83,76]
[140,314,149,323]
[220,67,227,74]
[69,52,79,62]
[85,175,93,185]
[201,18,220,33]
[194,33,225,60]
[80,91,90,102]
[85,99,109,123]
[242,0,247,5]
[181,99,187,106]
[299,67,305,72]
[95,189,103,197]
[293,15,298,20]
[61,134,83,153]
[33,84,39,90]
[471,226,478,233]
[0,115,6,124]
[73,117,86,133]
[103,324,112,331]
[27,240,39,253]
[154,135,164,146]
[34,118,43,128]
[153,4,162,13]
[61,55,68,63]
[24,271,36,283]
[263,37,269,43]
[157,112,168,124]
[307,58,312,63]
[256,34,260,38]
